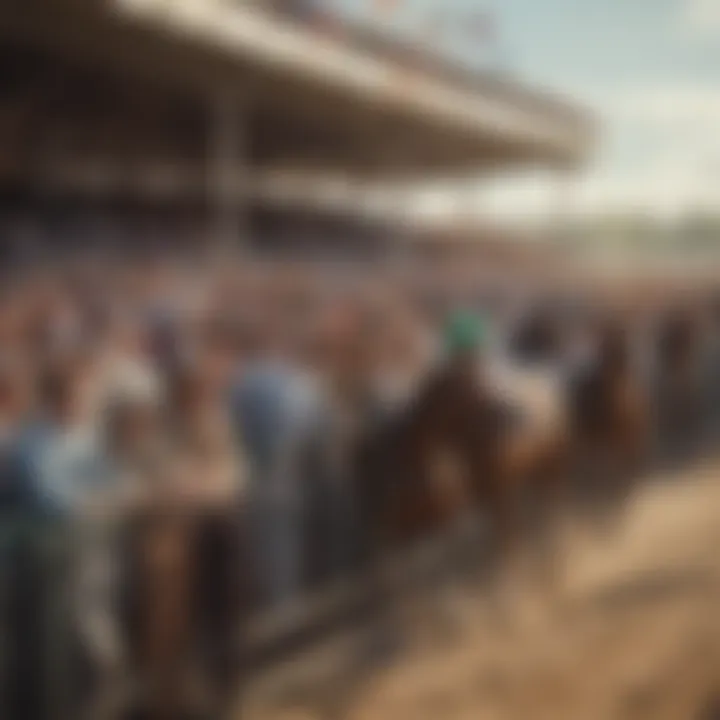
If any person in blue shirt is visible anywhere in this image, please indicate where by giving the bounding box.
[10,356,110,517]
[230,319,323,607]
[0,354,31,512]
[4,351,118,720]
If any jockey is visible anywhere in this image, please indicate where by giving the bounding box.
[434,309,505,419]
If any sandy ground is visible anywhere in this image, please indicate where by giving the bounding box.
[243,463,720,720]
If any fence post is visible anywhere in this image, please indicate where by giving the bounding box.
[37,521,75,720]
[0,516,78,720]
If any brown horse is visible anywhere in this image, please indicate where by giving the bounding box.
[654,307,707,458]
[567,317,651,518]
[354,338,572,603]
[509,305,566,365]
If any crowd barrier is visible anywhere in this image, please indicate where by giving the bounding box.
[0,505,487,716]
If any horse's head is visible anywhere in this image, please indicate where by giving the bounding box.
[510,305,564,364]
[596,317,632,378]
[657,307,700,372]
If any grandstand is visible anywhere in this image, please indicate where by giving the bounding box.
[0,0,595,258]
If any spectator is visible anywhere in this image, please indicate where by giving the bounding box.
[231,317,322,606]
[74,379,166,719]
[10,353,109,516]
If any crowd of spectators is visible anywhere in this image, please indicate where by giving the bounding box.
[0,252,446,717]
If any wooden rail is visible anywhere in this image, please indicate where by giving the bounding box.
[241,515,490,671]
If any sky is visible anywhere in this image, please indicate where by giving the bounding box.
[327,0,720,219]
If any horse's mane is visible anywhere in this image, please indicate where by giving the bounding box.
[657,311,698,369]
[510,311,563,365]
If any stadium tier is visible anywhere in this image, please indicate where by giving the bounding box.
[0,0,595,256]
[1,0,594,174]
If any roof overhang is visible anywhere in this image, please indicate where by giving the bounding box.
[0,0,597,176]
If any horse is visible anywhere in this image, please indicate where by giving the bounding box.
[652,306,708,460]
[350,306,575,614]
[566,316,652,520]
[508,303,568,365]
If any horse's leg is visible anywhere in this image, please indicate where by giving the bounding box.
[595,423,640,537]
[482,475,527,627]
[532,438,572,598]
[350,444,407,670]
[610,399,651,523]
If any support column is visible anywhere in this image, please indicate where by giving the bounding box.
[373,143,412,271]
[547,166,579,293]
[550,166,575,247]
[209,91,248,257]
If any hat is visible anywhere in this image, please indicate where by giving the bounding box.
[444,311,487,354]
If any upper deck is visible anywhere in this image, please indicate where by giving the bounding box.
[0,0,596,176]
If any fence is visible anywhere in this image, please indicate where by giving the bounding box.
[0,515,77,720]
[0,503,488,717]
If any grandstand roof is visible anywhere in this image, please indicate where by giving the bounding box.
[0,0,596,177]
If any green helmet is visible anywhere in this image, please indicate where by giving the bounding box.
[444,311,487,354]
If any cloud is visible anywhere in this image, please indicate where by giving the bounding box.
[494,85,720,217]
[572,81,720,129]
[680,0,720,34]
[404,80,720,222]
[607,84,720,128]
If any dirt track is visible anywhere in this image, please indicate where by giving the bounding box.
[244,463,720,720]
